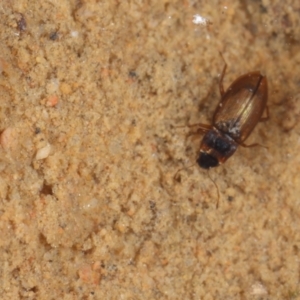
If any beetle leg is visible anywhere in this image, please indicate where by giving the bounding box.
[175,123,211,137]
[219,52,227,97]
[219,64,227,96]
[187,123,212,133]
[239,142,268,149]
[175,123,211,130]
[259,105,269,122]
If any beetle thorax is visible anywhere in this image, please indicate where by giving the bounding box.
[216,119,241,139]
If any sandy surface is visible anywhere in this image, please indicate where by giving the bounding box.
[0,1,300,299]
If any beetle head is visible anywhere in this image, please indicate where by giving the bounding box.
[197,129,237,169]
[197,152,219,169]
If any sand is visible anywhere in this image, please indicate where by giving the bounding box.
[0,1,300,299]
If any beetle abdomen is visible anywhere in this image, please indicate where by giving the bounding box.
[213,72,268,143]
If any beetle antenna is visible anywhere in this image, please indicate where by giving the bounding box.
[174,163,196,181]
[207,169,220,208]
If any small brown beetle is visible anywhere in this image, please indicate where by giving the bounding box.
[193,59,268,169]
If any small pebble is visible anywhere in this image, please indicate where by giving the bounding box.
[36,143,51,160]
[0,127,16,150]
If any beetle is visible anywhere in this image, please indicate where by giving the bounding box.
[191,58,269,169]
